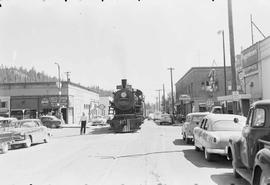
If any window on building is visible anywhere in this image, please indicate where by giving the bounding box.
[0,102,7,108]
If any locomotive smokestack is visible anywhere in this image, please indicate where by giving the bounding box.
[122,79,127,88]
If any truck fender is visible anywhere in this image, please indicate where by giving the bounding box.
[229,138,244,168]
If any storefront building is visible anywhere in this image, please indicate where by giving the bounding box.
[237,36,270,102]
[0,96,10,117]
[175,66,236,116]
[0,81,99,124]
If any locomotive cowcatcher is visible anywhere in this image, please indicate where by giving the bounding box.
[108,79,144,132]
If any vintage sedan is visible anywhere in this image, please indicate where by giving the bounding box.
[91,116,107,126]
[158,113,173,125]
[9,119,49,148]
[181,112,209,144]
[193,114,246,161]
[40,115,63,128]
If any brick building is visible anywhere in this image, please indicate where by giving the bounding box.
[175,66,235,116]
[0,81,99,124]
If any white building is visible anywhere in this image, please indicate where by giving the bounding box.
[238,36,270,101]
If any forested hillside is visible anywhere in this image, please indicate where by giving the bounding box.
[0,65,112,96]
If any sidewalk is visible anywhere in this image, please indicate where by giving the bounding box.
[61,123,92,128]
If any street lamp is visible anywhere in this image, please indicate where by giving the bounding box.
[217,30,227,96]
[156,89,162,112]
[54,62,61,117]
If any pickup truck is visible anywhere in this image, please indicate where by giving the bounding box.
[229,100,270,185]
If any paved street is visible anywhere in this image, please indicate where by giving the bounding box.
[0,120,249,185]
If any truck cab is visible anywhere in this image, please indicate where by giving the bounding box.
[229,100,270,184]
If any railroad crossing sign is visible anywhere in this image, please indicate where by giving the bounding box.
[98,104,106,110]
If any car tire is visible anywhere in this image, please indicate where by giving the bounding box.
[186,138,191,144]
[44,134,49,143]
[183,133,186,141]
[204,149,213,161]
[233,168,241,178]
[1,143,8,154]
[24,136,32,148]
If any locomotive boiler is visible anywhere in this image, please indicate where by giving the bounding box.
[108,79,144,132]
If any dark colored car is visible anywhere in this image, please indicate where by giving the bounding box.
[40,116,63,128]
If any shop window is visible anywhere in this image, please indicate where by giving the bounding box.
[0,102,7,108]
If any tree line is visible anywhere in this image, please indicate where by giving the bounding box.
[0,65,113,97]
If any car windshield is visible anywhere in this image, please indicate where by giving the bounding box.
[212,120,245,131]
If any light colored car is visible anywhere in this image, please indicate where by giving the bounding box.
[91,116,107,126]
[193,114,246,161]
[9,119,50,148]
[153,112,162,121]
[158,114,173,125]
[182,112,209,144]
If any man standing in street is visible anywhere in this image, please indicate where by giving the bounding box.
[80,112,88,135]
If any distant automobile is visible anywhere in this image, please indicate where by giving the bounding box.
[158,114,173,125]
[153,112,162,121]
[9,119,49,148]
[0,117,18,129]
[40,115,63,128]
[91,116,107,126]
[193,114,246,161]
[210,106,224,114]
[147,113,154,120]
[182,112,209,144]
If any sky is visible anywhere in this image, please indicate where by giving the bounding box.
[0,0,270,103]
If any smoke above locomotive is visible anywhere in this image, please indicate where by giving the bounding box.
[108,79,144,133]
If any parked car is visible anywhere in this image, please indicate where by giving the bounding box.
[158,113,173,125]
[181,112,209,144]
[193,114,246,161]
[91,116,107,126]
[229,100,270,184]
[153,112,162,121]
[0,117,17,153]
[210,106,224,114]
[147,113,154,120]
[40,115,63,128]
[9,119,49,148]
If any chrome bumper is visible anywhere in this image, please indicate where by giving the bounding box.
[206,148,227,155]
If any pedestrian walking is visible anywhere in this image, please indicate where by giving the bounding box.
[80,112,88,135]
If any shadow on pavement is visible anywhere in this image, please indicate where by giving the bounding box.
[89,150,183,159]
[173,139,189,146]
[211,173,249,185]
[182,149,232,169]
[88,126,114,135]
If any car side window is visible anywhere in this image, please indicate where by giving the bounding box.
[252,108,265,127]
[22,122,35,128]
[200,119,205,128]
[203,119,208,130]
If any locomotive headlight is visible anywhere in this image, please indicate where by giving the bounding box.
[121,92,127,98]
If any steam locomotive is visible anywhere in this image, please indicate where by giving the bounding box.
[108,79,144,132]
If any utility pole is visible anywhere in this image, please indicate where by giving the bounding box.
[227,0,237,114]
[168,67,175,123]
[250,14,254,45]
[156,89,162,112]
[65,71,71,82]
[163,84,166,113]
[218,30,227,96]
[54,62,61,117]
